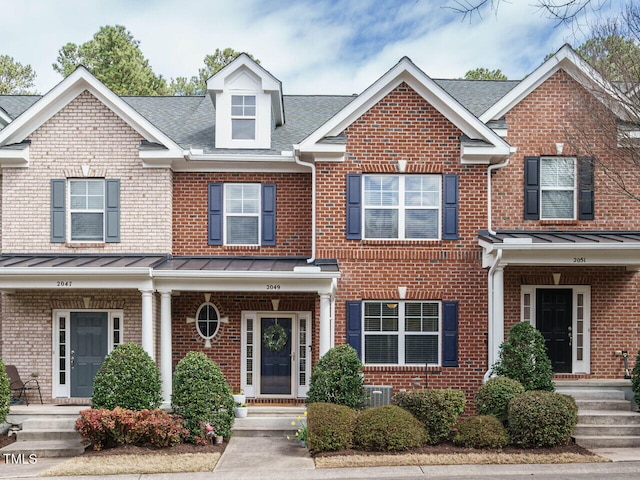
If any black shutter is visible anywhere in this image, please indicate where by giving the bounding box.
[261,184,276,245]
[208,183,223,246]
[105,179,120,243]
[442,174,459,240]
[442,301,459,367]
[346,174,362,240]
[346,301,362,359]
[524,156,540,220]
[51,179,66,243]
[577,157,594,220]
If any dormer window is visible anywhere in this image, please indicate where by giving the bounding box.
[231,95,256,140]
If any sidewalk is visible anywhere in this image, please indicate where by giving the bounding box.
[4,438,640,479]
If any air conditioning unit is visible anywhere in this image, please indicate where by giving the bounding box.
[363,385,393,408]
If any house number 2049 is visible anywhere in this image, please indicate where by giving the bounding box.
[266,284,281,290]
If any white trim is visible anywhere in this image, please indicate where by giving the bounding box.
[519,286,591,375]
[52,309,124,398]
[0,144,29,167]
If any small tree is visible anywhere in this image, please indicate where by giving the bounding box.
[92,343,162,410]
[0,359,10,424]
[172,351,235,440]
[491,322,554,392]
[306,345,366,409]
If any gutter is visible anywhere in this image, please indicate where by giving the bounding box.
[486,155,512,235]
[294,151,317,264]
[484,249,503,382]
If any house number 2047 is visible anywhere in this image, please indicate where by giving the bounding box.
[56,281,73,287]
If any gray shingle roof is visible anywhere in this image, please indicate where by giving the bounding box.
[0,79,519,148]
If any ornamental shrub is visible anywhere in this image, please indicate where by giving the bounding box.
[172,351,235,441]
[453,415,509,449]
[75,407,188,450]
[92,343,162,410]
[491,322,554,392]
[307,402,357,452]
[507,391,578,447]
[353,405,426,451]
[0,359,9,424]
[393,388,466,444]
[306,345,366,409]
[475,377,525,422]
[632,349,640,409]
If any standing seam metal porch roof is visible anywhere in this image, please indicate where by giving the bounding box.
[478,230,640,245]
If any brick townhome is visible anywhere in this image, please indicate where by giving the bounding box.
[0,45,639,406]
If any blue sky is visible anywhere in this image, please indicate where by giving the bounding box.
[1,0,626,95]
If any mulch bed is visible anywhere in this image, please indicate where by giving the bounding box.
[313,441,596,458]
[83,440,226,456]
[0,434,16,449]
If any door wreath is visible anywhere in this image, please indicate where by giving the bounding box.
[263,323,288,351]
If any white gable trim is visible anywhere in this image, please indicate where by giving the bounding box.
[480,44,625,123]
[0,107,11,125]
[0,67,183,157]
[296,57,510,162]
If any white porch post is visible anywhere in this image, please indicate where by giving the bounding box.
[490,265,505,370]
[319,293,331,356]
[159,289,172,406]
[140,289,154,360]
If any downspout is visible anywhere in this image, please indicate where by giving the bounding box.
[294,152,316,263]
[484,155,510,381]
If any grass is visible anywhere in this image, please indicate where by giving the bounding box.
[39,452,220,476]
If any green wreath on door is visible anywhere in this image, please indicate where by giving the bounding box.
[263,323,288,351]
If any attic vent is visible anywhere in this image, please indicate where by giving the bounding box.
[363,385,393,408]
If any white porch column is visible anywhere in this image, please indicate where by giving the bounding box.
[140,289,154,360]
[159,289,172,406]
[319,293,331,356]
[490,265,505,370]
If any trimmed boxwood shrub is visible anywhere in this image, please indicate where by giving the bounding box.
[307,402,357,452]
[92,343,162,411]
[475,377,525,422]
[353,405,426,451]
[393,388,466,444]
[306,345,366,409]
[0,359,9,424]
[171,351,235,441]
[453,415,509,449]
[491,322,554,392]
[508,391,578,447]
[632,348,640,409]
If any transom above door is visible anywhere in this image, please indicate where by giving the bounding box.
[241,311,311,398]
[521,286,590,374]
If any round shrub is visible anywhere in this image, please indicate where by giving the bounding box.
[353,405,426,451]
[491,322,554,392]
[507,391,578,447]
[453,415,509,449]
[306,345,365,409]
[475,377,525,422]
[393,388,466,444]
[307,402,357,452]
[632,348,640,409]
[0,359,10,424]
[92,343,162,411]
[172,351,235,441]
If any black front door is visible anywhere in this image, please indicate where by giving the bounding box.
[260,317,292,395]
[537,289,572,373]
[70,312,108,397]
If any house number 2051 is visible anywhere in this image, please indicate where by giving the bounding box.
[266,284,281,290]
[573,257,586,263]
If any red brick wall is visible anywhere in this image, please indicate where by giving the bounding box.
[171,292,315,393]
[315,83,490,401]
[172,172,312,256]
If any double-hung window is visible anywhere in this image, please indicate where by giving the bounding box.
[225,183,260,245]
[231,95,256,140]
[70,179,105,242]
[540,157,576,220]
[363,175,440,239]
[363,301,440,365]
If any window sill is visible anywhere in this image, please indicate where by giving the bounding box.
[363,365,443,372]
[65,242,105,249]
[223,245,260,251]
[361,239,443,246]
[539,220,580,226]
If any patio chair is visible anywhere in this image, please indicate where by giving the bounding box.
[5,364,43,405]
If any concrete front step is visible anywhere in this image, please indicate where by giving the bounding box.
[0,440,85,458]
[574,424,640,436]
[245,406,306,417]
[17,429,82,441]
[573,435,640,448]
[232,407,305,437]
[556,388,627,401]
[574,399,632,411]
[578,410,640,425]
[20,417,78,430]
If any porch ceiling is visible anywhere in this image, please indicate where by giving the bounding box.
[478,230,640,270]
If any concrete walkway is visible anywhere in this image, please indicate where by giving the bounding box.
[4,439,640,479]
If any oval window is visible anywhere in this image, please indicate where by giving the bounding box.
[196,303,220,341]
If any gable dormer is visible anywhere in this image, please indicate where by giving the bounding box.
[207,53,284,150]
